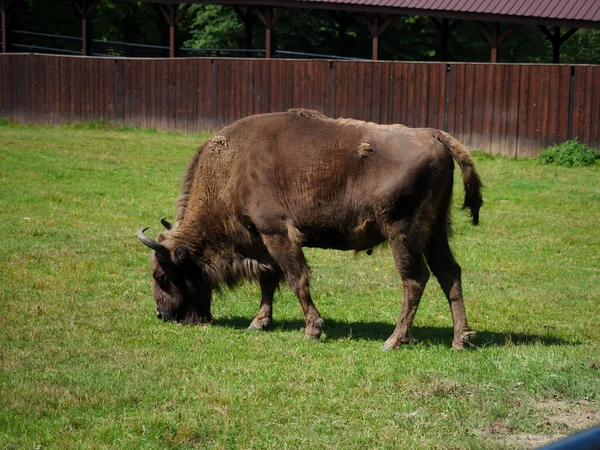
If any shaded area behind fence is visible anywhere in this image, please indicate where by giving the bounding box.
[1,54,599,157]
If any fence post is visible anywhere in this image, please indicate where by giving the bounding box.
[567,65,575,141]
[444,64,451,132]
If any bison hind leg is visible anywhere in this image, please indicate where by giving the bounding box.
[382,230,430,350]
[425,224,474,349]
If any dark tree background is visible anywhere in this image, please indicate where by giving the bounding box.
[8,0,600,63]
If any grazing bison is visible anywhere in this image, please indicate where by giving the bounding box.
[138,109,482,349]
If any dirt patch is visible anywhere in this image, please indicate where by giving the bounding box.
[477,399,600,449]
[533,399,600,431]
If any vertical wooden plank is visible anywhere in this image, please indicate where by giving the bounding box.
[500,65,518,157]
[404,63,416,127]
[175,58,185,132]
[462,64,475,149]
[546,65,560,148]
[95,57,104,123]
[516,65,529,158]
[58,57,69,124]
[397,64,408,126]
[267,59,277,114]
[45,55,60,125]
[82,57,91,123]
[389,63,400,124]
[538,65,551,149]
[591,66,600,150]
[471,64,487,151]
[28,54,41,124]
[371,62,382,124]
[330,61,340,118]
[123,59,131,128]
[426,63,441,130]
[168,57,177,131]
[146,59,156,130]
[258,60,269,115]
[2,56,12,120]
[580,67,594,145]
[481,64,495,153]
[448,64,464,141]
[186,59,196,133]
[418,63,430,128]
[344,61,356,119]
[252,59,262,115]
[0,56,5,117]
[115,58,125,127]
[103,58,115,125]
[180,58,189,133]
[159,59,169,131]
[242,59,251,117]
[355,61,364,121]
[379,62,390,124]
[437,63,447,131]
[521,65,541,158]
[138,59,147,129]
[556,65,571,145]
[322,60,331,116]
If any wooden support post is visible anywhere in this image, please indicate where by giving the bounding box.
[73,0,101,56]
[332,11,355,57]
[1,0,16,54]
[430,17,460,61]
[360,14,395,61]
[477,22,518,63]
[156,4,190,58]
[254,7,285,59]
[233,6,256,49]
[539,26,578,63]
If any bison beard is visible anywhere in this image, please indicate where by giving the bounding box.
[138,109,483,350]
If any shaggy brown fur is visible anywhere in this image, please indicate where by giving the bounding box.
[139,109,483,349]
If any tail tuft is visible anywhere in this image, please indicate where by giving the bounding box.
[436,131,483,225]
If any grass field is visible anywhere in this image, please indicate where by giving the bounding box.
[1,122,599,449]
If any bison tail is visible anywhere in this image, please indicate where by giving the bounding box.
[437,131,483,225]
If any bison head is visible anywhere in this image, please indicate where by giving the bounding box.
[138,220,212,324]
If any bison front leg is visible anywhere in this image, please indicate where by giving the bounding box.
[248,271,283,331]
[261,234,324,339]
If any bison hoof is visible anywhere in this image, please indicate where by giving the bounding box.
[452,330,476,350]
[381,336,419,351]
[305,318,324,339]
[248,317,271,331]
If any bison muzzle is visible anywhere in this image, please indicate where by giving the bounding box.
[138,109,483,350]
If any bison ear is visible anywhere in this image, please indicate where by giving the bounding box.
[175,245,189,261]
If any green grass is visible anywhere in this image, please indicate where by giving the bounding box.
[1,123,599,449]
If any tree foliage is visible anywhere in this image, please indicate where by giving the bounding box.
[8,1,600,63]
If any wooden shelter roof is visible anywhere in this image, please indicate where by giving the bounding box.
[137,0,600,29]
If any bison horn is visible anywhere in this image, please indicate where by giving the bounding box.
[137,227,171,260]
[160,217,173,230]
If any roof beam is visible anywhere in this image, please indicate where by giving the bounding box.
[359,14,395,61]
[539,26,579,63]
[477,22,518,63]
[254,7,285,58]
[73,0,102,56]
[155,3,191,58]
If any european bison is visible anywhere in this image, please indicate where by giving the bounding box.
[138,109,482,349]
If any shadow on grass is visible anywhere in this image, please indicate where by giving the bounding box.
[213,316,575,348]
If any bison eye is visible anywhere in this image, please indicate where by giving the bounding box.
[153,274,169,285]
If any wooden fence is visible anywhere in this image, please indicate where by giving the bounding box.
[1,54,599,157]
